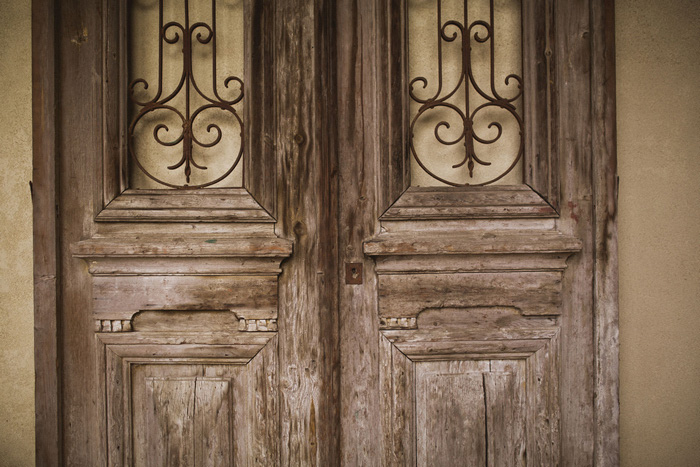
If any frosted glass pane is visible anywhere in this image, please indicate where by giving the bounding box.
[409,0,523,186]
[129,0,244,189]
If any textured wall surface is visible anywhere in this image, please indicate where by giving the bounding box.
[0,0,699,465]
[617,1,700,465]
[0,0,35,465]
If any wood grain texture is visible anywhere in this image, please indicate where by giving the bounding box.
[137,377,198,466]
[486,363,527,466]
[336,0,382,463]
[522,0,558,208]
[102,334,278,466]
[244,0,276,216]
[380,312,559,466]
[378,271,564,317]
[90,275,278,319]
[365,230,581,256]
[416,363,487,466]
[73,235,292,259]
[97,189,276,223]
[55,0,104,462]
[591,0,620,464]
[274,0,339,464]
[32,0,61,463]
[35,0,618,462]
[554,1,597,464]
[383,186,558,219]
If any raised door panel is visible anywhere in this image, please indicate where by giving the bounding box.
[379,306,560,466]
[99,330,279,466]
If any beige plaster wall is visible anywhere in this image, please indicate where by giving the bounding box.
[0,0,35,465]
[0,0,699,465]
[616,1,700,465]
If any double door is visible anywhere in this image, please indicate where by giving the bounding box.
[34,0,618,465]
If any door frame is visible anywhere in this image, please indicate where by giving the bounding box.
[32,0,619,464]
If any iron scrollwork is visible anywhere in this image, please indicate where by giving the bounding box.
[409,0,523,186]
[128,0,243,188]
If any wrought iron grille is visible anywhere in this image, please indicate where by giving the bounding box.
[128,0,243,189]
[409,0,523,186]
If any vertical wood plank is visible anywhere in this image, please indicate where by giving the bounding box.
[141,378,197,466]
[486,361,526,467]
[336,0,383,463]
[244,0,276,215]
[32,0,61,464]
[415,360,490,466]
[390,345,415,466]
[418,371,485,466]
[275,0,339,464]
[378,0,410,212]
[56,0,103,463]
[526,335,561,466]
[379,336,394,466]
[194,379,232,466]
[555,0,596,464]
[247,335,280,465]
[591,0,620,464]
[522,0,558,208]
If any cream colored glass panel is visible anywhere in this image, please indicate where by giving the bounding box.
[129,0,244,188]
[409,0,523,186]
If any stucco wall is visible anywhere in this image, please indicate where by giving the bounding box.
[0,1,698,465]
[616,0,700,465]
[0,0,35,465]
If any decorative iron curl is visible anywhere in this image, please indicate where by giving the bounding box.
[128,0,244,188]
[409,0,523,186]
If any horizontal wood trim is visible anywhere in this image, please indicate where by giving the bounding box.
[365,230,581,256]
[97,189,275,223]
[382,186,558,220]
[96,333,274,347]
[72,236,293,258]
[90,274,279,319]
[378,271,563,317]
[374,253,572,274]
[81,256,286,276]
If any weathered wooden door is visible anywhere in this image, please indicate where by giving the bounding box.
[33,0,618,465]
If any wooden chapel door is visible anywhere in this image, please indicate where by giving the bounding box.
[33,0,618,465]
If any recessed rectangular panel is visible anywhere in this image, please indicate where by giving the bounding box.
[131,366,239,466]
[414,359,528,466]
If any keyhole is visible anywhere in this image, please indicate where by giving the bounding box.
[345,263,362,284]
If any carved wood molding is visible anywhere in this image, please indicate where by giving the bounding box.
[93,315,279,334]
[381,186,558,220]
[73,235,293,325]
[96,189,277,223]
[95,319,132,333]
[366,229,581,319]
[369,229,578,463]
